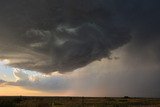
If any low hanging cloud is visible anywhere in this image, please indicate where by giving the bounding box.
[0,0,131,73]
[0,0,160,74]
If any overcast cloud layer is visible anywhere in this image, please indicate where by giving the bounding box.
[0,0,160,73]
[0,0,133,73]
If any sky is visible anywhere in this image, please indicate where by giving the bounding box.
[0,0,160,97]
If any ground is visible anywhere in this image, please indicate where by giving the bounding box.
[0,96,160,107]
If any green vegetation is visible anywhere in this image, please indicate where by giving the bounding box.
[0,96,160,107]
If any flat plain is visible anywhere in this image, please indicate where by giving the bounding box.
[0,96,160,107]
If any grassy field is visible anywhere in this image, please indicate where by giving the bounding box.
[0,96,160,107]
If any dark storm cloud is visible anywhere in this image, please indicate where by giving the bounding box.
[0,0,131,73]
[0,0,160,73]
[121,0,160,65]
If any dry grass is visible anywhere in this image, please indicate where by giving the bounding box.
[0,96,160,107]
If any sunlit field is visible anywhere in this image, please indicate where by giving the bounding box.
[0,96,160,107]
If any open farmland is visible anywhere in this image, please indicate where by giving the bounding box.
[0,96,160,107]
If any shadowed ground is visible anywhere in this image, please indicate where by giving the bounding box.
[0,96,160,107]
